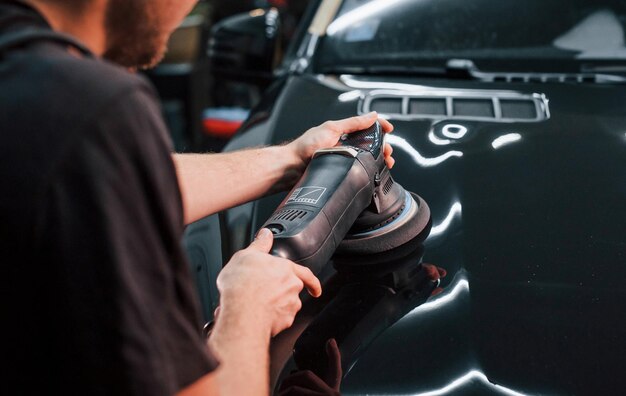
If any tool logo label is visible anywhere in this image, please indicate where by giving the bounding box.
[286,187,327,205]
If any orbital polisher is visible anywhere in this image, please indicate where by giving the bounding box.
[261,121,431,274]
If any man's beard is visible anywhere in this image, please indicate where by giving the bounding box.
[102,0,169,69]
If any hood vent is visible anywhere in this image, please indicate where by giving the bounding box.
[491,73,617,84]
[444,59,626,84]
[453,99,495,118]
[409,98,447,116]
[500,99,538,120]
[370,98,403,115]
[362,89,549,122]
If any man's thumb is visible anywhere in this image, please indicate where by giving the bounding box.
[248,228,274,253]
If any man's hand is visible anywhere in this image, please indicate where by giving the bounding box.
[287,112,395,169]
[208,229,320,395]
[216,228,322,337]
[174,112,395,225]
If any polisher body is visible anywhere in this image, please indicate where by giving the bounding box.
[261,122,430,274]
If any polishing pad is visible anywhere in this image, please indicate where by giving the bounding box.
[336,192,431,254]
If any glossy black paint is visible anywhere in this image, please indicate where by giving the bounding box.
[208,0,626,392]
[220,72,626,394]
[271,231,440,395]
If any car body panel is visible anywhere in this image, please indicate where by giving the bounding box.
[221,72,626,394]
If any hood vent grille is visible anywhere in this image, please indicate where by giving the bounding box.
[453,99,495,118]
[409,98,447,116]
[370,98,403,115]
[362,90,549,122]
[492,73,610,84]
[500,99,538,120]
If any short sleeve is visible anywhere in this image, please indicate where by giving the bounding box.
[36,86,219,395]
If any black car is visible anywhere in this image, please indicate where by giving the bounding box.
[187,0,626,394]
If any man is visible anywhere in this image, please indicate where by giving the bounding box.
[0,0,394,395]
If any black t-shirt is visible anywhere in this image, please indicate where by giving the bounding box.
[0,2,218,394]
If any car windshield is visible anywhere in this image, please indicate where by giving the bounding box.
[315,0,626,74]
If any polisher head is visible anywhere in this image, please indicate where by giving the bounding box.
[337,190,431,255]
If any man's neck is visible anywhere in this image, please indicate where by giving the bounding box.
[25,0,107,56]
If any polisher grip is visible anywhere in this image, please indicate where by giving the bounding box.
[262,152,374,274]
[261,121,386,274]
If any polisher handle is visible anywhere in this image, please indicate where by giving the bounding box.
[261,122,385,274]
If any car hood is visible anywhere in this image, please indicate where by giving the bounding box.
[226,74,626,395]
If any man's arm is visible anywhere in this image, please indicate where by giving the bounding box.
[173,145,302,225]
[174,113,394,224]
[176,372,220,396]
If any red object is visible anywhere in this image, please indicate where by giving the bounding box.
[202,118,244,139]
[269,0,288,7]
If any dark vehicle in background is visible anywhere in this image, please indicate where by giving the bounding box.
[145,0,310,153]
[187,0,626,394]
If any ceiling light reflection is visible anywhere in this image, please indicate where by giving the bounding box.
[338,90,362,102]
[341,76,430,91]
[492,133,522,149]
[427,130,452,146]
[406,369,529,396]
[407,277,469,317]
[442,124,468,139]
[327,0,408,36]
[430,202,462,237]
[387,135,463,167]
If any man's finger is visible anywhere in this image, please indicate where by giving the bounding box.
[384,143,393,157]
[385,156,395,169]
[292,264,322,297]
[329,112,378,135]
[248,228,274,253]
[378,117,394,133]
[384,143,395,169]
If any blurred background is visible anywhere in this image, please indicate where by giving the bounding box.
[142,0,311,153]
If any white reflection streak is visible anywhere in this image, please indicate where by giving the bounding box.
[430,202,462,237]
[407,278,469,317]
[387,135,463,167]
[341,75,430,91]
[407,369,529,396]
[338,90,362,102]
[427,130,452,146]
[491,133,522,149]
[327,0,407,36]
